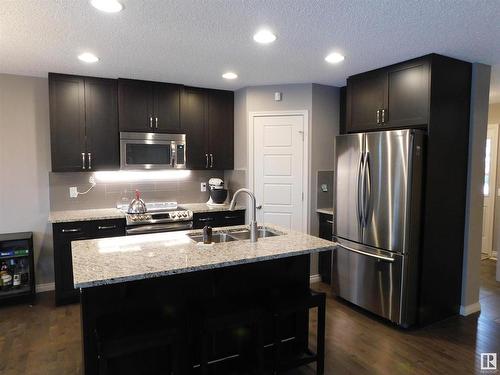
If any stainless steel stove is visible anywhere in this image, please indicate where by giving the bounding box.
[117,201,193,235]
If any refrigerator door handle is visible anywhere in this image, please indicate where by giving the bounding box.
[363,151,371,227]
[338,243,395,262]
[357,153,365,226]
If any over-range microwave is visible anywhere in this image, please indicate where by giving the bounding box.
[120,132,186,170]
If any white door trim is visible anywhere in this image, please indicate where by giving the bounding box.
[482,124,499,257]
[248,110,310,234]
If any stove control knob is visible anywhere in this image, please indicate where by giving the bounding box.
[171,213,177,219]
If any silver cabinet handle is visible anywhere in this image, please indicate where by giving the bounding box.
[98,225,117,230]
[198,217,215,222]
[338,244,395,262]
[149,116,153,128]
[62,228,81,233]
[88,153,92,170]
[326,220,334,224]
[155,116,158,129]
[210,153,214,168]
[205,153,209,168]
[224,215,241,220]
[381,109,386,123]
[376,110,380,124]
[81,152,86,169]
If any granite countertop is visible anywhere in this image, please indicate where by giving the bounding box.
[71,224,336,289]
[49,203,246,223]
[179,203,245,213]
[316,208,334,216]
[49,208,125,223]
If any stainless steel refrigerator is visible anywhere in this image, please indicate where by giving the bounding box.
[333,129,425,327]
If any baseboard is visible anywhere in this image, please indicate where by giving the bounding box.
[309,274,322,284]
[459,302,481,316]
[36,282,55,293]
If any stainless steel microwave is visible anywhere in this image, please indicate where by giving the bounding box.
[120,132,186,170]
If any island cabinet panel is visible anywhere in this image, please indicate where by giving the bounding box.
[80,255,311,375]
[118,79,181,133]
[192,210,245,229]
[52,219,125,306]
[181,86,234,170]
[346,55,431,132]
[49,73,119,172]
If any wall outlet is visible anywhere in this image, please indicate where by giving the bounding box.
[69,187,78,198]
[89,176,96,184]
[201,182,207,192]
[321,184,328,192]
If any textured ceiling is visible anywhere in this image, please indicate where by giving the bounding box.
[1,0,500,100]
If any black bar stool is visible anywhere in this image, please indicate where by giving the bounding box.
[199,298,265,375]
[94,309,188,375]
[268,289,326,375]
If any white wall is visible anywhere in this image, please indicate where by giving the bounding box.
[0,74,53,284]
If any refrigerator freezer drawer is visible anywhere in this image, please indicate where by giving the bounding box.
[332,243,404,324]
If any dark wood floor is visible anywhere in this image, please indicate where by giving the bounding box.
[1,260,498,375]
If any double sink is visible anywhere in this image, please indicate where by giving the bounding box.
[187,227,282,243]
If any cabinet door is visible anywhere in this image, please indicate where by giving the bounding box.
[318,213,333,284]
[49,74,86,172]
[118,79,154,132]
[181,87,208,169]
[53,222,91,305]
[154,83,181,133]
[207,89,234,169]
[85,78,119,170]
[346,72,386,133]
[384,60,430,128]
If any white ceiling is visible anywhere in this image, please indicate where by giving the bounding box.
[1,0,500,101]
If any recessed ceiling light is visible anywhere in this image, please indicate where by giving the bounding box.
[222,72,238,80]
[78,52,99,63]
[325,52,345,64]
[253,29,277,44]
[90,0,123,13]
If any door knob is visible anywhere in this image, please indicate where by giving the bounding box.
[257,205,262,210]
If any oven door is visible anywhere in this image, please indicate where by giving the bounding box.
[126,221,193,235]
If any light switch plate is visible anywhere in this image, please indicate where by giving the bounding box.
[69,187,78,198]
[321,184,328,192]
[201,182,207,192]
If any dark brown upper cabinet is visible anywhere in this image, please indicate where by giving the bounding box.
[49,73,119,172]
[118,79,181,133]
[181,87,234,170]
[346,56,430,132]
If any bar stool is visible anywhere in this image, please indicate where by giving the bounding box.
[94,309,188,375]
[199,298,265,375]
[268,289,326,375]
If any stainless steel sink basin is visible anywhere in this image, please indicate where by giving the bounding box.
[187,232,238,243]
[226,228,281,240]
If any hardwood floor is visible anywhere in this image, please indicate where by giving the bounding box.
[1,260,498,375]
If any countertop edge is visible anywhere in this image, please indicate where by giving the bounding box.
[74,243,336,289]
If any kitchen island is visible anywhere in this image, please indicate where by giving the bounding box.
[72,225,335,374]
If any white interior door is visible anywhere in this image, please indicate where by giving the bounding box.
[482,124,498,258]
[253,114,305,231]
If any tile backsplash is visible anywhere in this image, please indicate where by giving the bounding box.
[49,170,224,211]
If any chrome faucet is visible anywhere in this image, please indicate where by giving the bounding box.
[229,188,258,242]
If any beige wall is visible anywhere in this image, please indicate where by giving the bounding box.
[230,83,340,276]
[489,102,500,123]
[0,74,53,284]
[461,64,491,312]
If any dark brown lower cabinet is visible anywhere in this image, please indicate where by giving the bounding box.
[52,219,125,305]
[318,213,333,284]
[192,210,245,229]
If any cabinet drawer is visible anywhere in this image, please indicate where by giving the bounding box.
[53,222,91,239]
[193,210,245,229]
[88,219,125,238]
